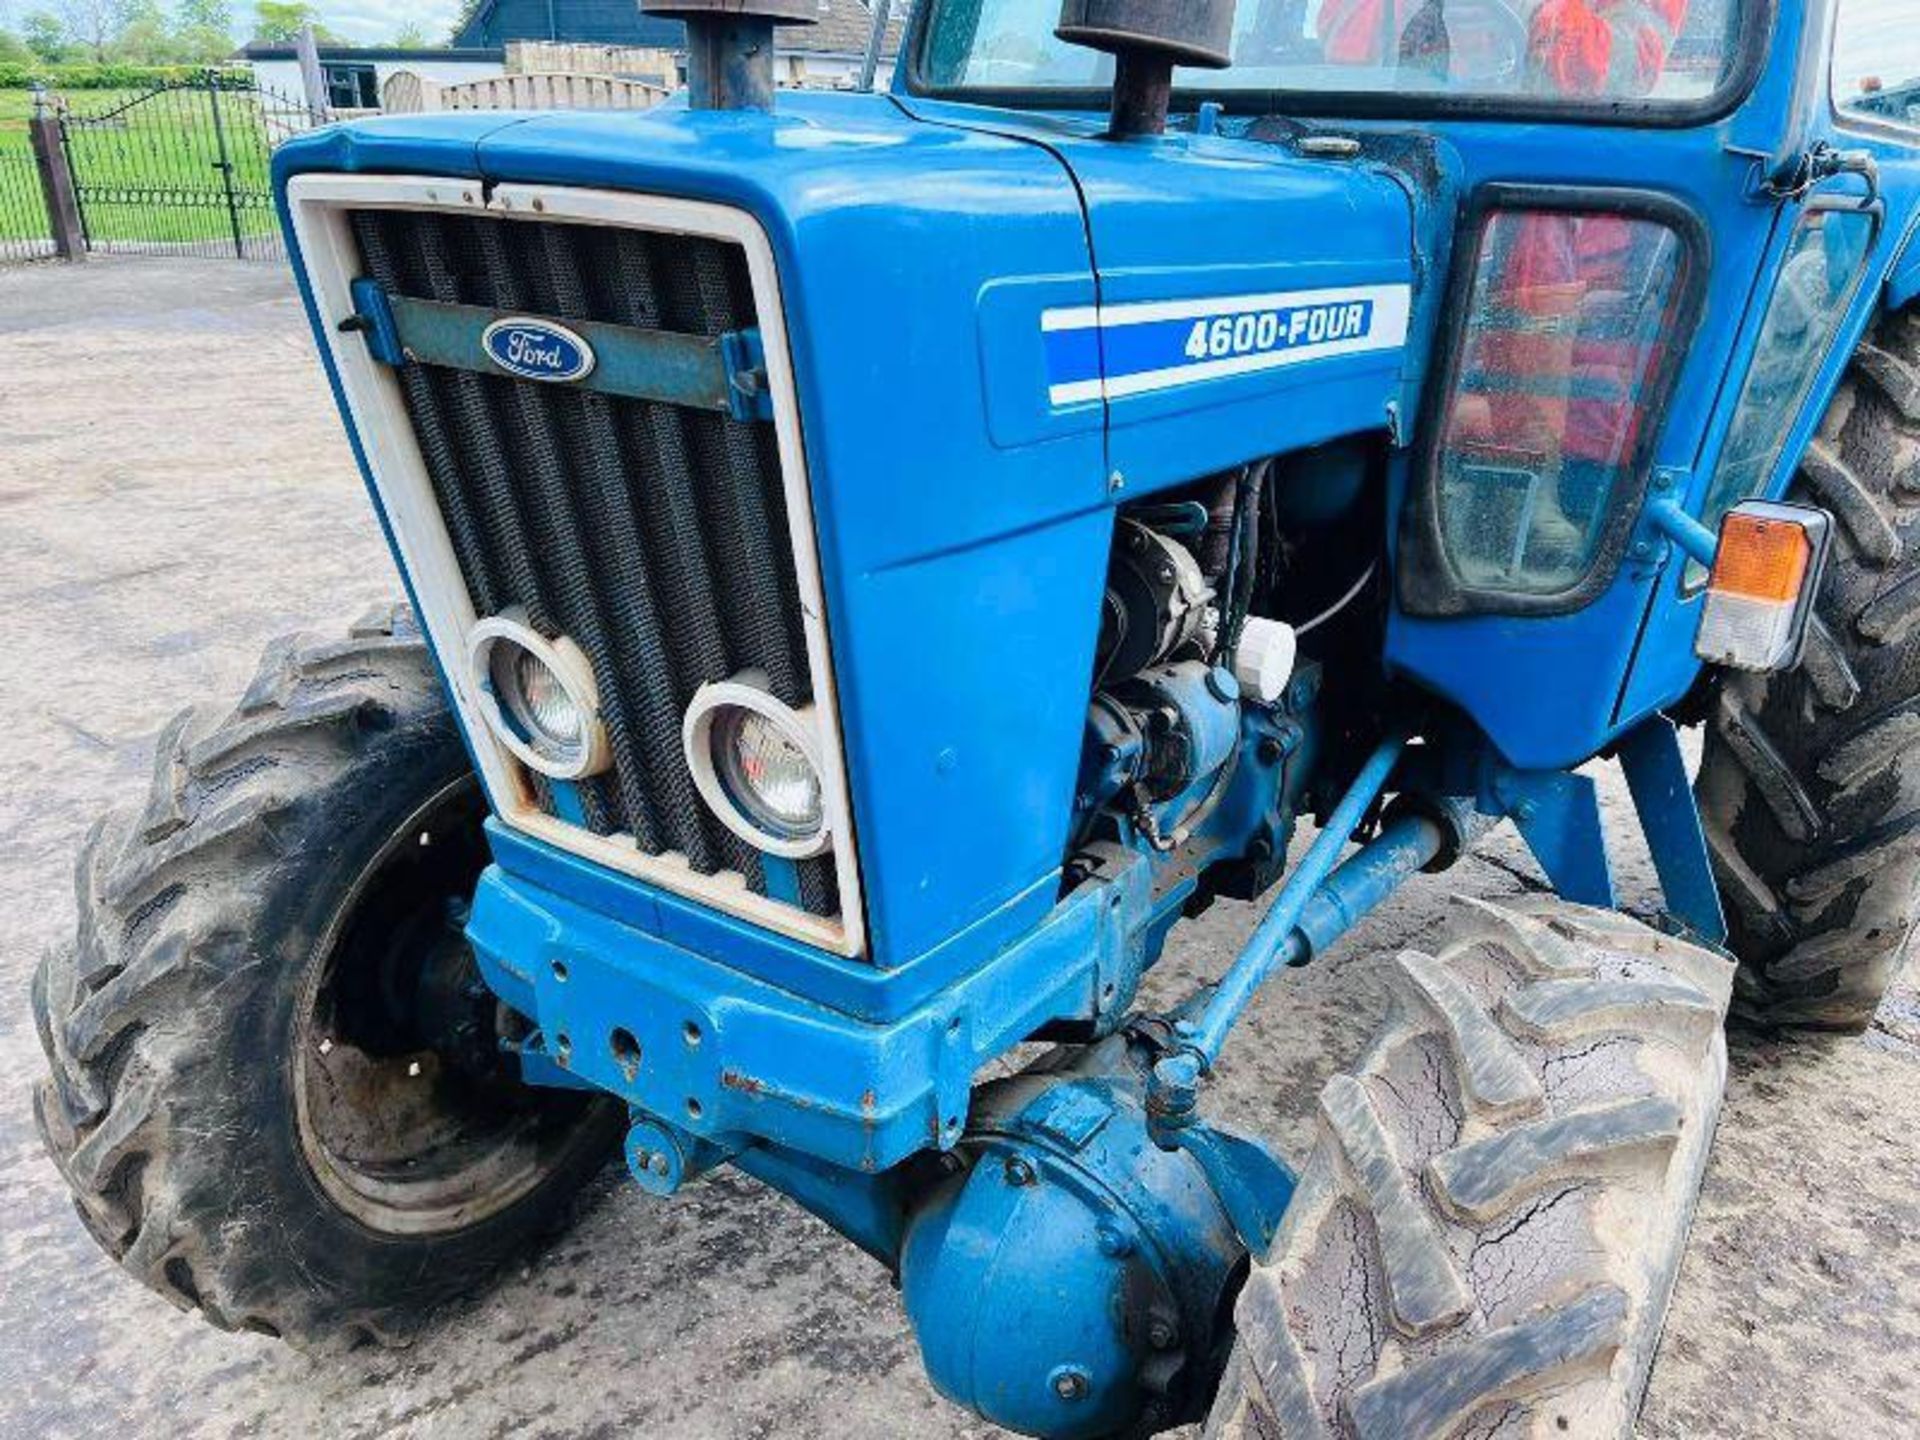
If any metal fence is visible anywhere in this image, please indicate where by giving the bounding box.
[0,146,54,263]
[59,73,316,262]
[1,70,322,266]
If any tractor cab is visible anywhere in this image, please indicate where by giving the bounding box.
[904,0,1917,773]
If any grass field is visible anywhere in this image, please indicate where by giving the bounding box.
[1,84,289,253]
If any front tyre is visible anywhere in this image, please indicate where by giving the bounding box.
[32,604,621,1347]
[1205,896,1732,1439]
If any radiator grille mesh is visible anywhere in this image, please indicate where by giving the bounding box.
[349,207,837,918]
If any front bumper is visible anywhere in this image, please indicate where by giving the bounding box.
[468,821,1152,1172]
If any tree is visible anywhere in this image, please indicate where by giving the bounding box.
[176,0,233,33]
[20,10,66,59]
[56,0,136,61]
[0,28,32,62]
[391,19,426,48]
[251,1,338,44]
[171,21,235,60]
[109,9,172,60]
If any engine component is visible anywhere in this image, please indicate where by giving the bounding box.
[900,1032,1272,1438]
[1055,0,1236,138]
[1097,518,1213,685]
[1074,693,1148,822]
[1200,472,1239,578]
[641,0,816,112]
[1209,462,1267,671]
[1080,503,1297,863]
[1228,615,1296,704]
[1109,660,1240,803]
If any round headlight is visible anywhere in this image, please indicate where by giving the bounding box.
[683,675,832,859]
[468,613,610,781]
[716,708,824,837]
[504,646,584,749]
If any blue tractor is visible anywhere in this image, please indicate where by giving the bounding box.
[34,0,1920,1434]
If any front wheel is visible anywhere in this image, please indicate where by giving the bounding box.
[32,604,621,1347]
[1205,895,1732,1439]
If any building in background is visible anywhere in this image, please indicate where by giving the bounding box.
[239,43,507,113]
[237,0,907,117]
[454,0,908,90]
[452,0,687,54]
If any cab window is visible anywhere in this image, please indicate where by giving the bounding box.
[1426,206,1692,602]
[1690,206,1877,582]
[921,0,1748,110]
[1833,0,1920,131]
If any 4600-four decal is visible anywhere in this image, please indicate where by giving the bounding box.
[1041,283,1412,406]
[1180,300,1375,361]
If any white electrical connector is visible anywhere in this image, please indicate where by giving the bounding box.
[1231,616,1297,704]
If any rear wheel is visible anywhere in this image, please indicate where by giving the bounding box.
[1205,895,1732,1439]
[1697,306,1920,1030]
[33,603,621,1346]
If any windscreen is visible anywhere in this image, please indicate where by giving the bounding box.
[920,0,1748,109]
[1834,0,1920,130]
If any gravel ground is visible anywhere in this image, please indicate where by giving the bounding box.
[1,257,1916,1440]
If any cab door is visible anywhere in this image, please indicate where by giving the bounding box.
[1383,0,1821,768]
[1618,0,1920,720]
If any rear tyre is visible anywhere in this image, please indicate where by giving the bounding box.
[1696,306,1920,1030]
[1204,895,1732,1440]
[32,603,621,1348]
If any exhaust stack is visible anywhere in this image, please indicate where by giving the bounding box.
[644,0,817,112]
[1055,0,1236,137]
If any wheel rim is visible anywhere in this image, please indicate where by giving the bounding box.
[293,775,608,1236]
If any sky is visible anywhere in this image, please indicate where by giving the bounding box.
[320,1,468,45]
[0,2,470,47]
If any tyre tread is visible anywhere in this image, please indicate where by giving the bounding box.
[1698,304,1920,1030]
[30,603,599,1349]
[1205,897,1731,1440]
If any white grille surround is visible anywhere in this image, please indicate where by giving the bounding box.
[286,174,867,957]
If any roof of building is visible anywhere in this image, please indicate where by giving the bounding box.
[451,0,908,58]
[797,0,910,58]
[453,0,685,51]
[238,44,508,62]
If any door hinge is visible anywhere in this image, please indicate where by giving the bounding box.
[1756,142,1880,207]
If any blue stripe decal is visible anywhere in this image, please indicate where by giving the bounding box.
[1041,283,1412,407]
[1042,327,1103,397]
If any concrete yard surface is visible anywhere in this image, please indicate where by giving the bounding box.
[1,257,1917,1439]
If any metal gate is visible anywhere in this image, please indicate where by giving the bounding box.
[54,70,318,262]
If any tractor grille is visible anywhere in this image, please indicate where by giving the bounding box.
[347,206,838,919]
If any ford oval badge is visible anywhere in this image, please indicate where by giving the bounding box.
[482,317,596,383]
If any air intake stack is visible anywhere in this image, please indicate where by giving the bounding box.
[1055,0,1236,137]
[644,0,817,111]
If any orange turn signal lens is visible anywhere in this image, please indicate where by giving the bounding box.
[1708,512,1812,603]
